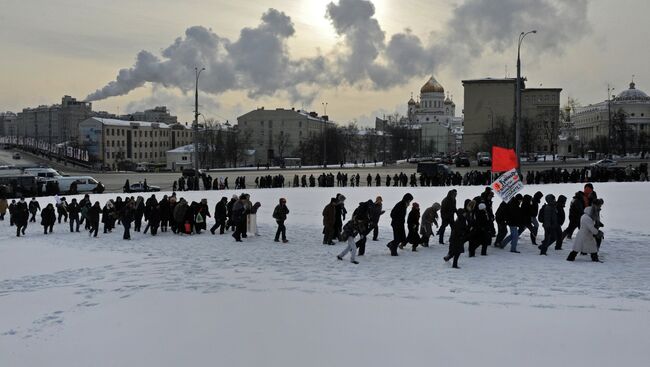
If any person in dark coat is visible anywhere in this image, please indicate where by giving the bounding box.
[148,204,161,236]
[499,194,523,253]
[142,195,158,234]
[322,198,337,245]
[538,194,558,255]
[334,194,347,241]
[438,189,457,244]
[40,203,56,234]
[494,201,509,247]
[102,201,115,233]
[272,198,290,243]
[444,208,468,268]
[226,195,237,231]
[133,196,145,232]
[121,200,135,240]
[210,197,228,235]
[28,198,41,223]
[159,195,170,232]
[14,197,29,237]
[562,191,584,240]
[386,193,413,256]
[196,198,211,234]
[88,202,101,237]
[553,195,567,250]
[468,202,491,257]
[231,195,247,241]
[56,197,68,224]
[405,202,421,251]
[351,200,373,256]
[369,196,384,241]
[67,198,81,232]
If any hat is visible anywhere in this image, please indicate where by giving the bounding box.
[376,196,383,203]
[412,202,419,209]
[280,198,287,203]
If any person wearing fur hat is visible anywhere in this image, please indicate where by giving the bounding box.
[420,202,440,247]
[386,193,413,256]
[404,202,421,251]
[272,198,289,243]
[567,199,604,262]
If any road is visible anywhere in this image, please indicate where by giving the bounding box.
[2,145,647,193]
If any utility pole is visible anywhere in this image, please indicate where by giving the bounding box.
[322,102,328,168]
[516,30,536,167]
[194,67,205,173]
[607,84,615,155]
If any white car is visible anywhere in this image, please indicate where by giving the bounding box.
[57,176,101,193]
[590,159,617,168]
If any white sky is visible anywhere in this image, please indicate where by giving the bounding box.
[1,0,649,126]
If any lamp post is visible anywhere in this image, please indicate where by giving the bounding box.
[193,67,205,173]
[516,30,536,167]
[607,85,615,155]
[322,102,328,168]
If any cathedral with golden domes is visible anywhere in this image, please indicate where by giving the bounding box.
[407,76,458,125]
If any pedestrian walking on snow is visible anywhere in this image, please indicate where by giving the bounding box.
[273,198,289,243]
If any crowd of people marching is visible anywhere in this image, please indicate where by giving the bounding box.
[1,181,606,269]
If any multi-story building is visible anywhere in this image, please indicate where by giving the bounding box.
[572,81,650,149]
[121,106,178,124]
[0,112,17,137]
[78,117,193,168]
[237,108,334,164]
[462,78,561,154]
[15,96,93,145]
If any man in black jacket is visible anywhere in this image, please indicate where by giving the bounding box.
[28,198,40,223]
[386,193,413,256]
[67,198,81,232]
[437,189,457,244]
[41,203,56,234]
[500,194,523,253]
[14,197,29,237]
[273,198,290,243]
[369,196,384,241]
[211,197,228,235]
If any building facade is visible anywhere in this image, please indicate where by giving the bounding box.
[237,108,334,164]
[121,106,178,124]
[462,78,561,154]
[0,112,17,137]
[78,117,193,168]
[572,81,650,150]
[15,96,93,145]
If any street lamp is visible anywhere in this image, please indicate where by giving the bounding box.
[193,67,205,173]
[322,102,328,168]
[516,30,536,167]
[607,85,615,155]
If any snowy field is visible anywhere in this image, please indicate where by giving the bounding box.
[1,183,649,366]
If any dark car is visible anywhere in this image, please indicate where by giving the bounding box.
[125,183,161,193]
[454,155,470,167]
[417,162,451,176]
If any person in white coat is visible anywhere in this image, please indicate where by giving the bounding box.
[567,199,604,262]
[247,202,261,236]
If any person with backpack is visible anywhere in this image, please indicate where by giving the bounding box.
[272,198,290,243]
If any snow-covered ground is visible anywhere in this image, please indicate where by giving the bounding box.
[1,183,649,366]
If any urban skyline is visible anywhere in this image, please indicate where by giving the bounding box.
[1,0,649,126]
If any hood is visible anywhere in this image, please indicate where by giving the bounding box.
[402,193,414,202]
[545,194,556,204]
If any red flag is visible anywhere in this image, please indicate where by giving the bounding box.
[491,146,519,172]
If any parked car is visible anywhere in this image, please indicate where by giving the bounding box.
[590,159,617,169]
[476,152,492,166]
[417,162,451,176]
[454,155,470,167]
[12,152,21,159]
[125,183,161,193]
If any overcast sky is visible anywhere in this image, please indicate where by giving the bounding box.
[1,0,648,126]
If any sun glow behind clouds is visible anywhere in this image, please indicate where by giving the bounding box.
[298,0,388,45]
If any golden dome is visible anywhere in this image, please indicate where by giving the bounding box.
[420,76,444,94]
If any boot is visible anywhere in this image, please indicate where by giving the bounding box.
[591,253,602,262]
[530,233,537,246]
[566,251,578,261]
[412,244,418,252]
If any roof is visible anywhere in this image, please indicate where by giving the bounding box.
[167,144,194,153]
[462,78,517,84]
[83,117,172,129]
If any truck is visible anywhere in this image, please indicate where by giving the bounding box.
[416,162,451,176]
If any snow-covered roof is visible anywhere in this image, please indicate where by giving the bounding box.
[86,117,172,129]
[167,144,194,153]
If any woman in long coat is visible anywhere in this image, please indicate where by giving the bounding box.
[567,199,604,262]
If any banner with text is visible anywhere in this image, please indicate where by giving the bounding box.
[491,168,524,203]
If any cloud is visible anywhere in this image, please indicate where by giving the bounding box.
[87,0,591,106]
